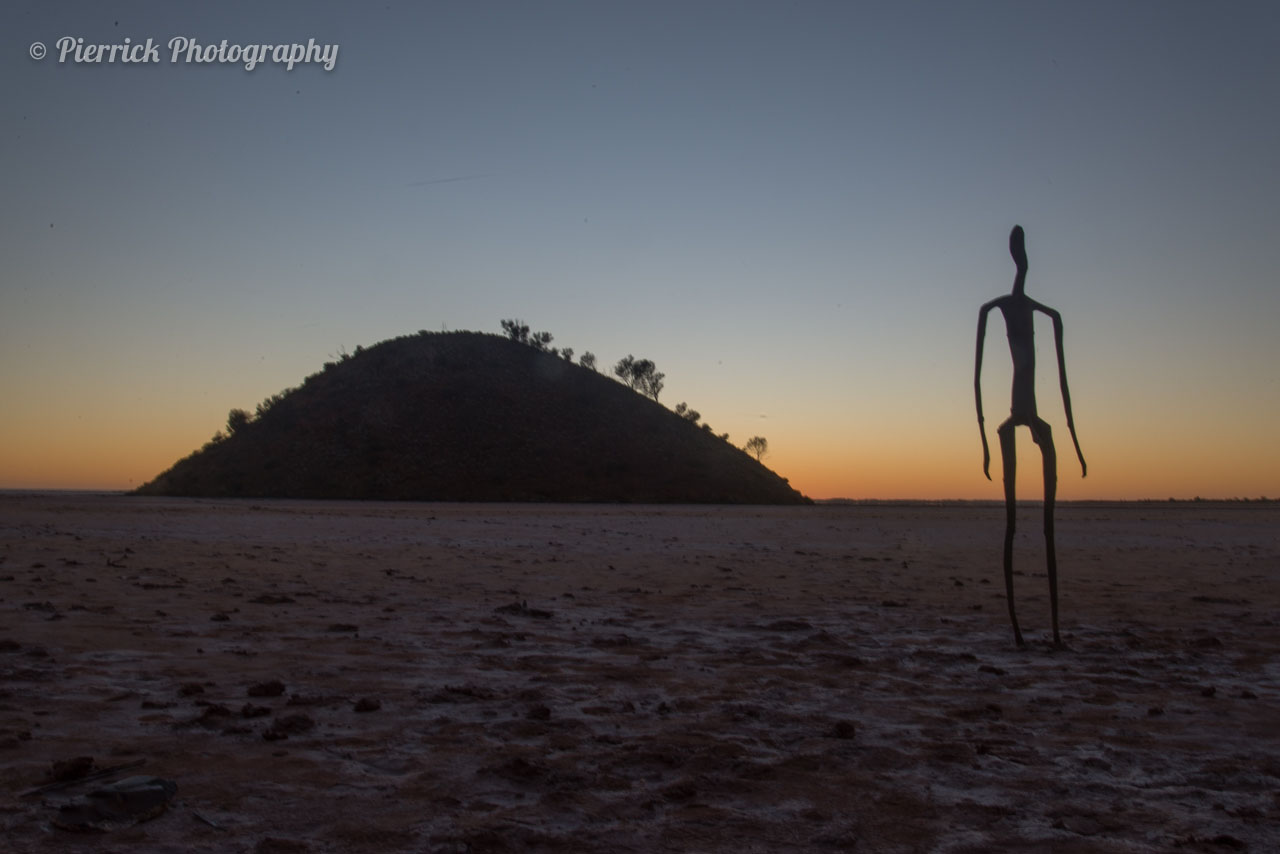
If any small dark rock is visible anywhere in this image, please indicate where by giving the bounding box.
[489,757,544,781]
[181,704,233,729]
[249,594,295,605]
[1057,815,1104,836]
[353,698,381,713]
[52,775,177,831]
[1209,834,1246,850]
[263,713,314,741]
[241,703,272,718]
[49,756,95,782]
[661,780,697,801]
[247,680,286,698]
[254,838,310,854]
[763,619,812,632]
[494,600,553,619]
[830,720,857,740]
[591,634,637,648]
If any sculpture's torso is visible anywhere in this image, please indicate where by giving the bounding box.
[997,294,1038,421]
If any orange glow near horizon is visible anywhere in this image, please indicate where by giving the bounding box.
[1,420,206,492]
[2,360,1277,500]
[1,427,1275,500]
[768,417,1278,502]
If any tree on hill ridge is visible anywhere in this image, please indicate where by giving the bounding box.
[226,408,250,436]
[500,319,530,344]
[614,355,664,401]
[674,402,700,424]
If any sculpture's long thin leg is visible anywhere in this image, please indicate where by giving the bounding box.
[1033,419,1062,648]
[997,420,1023,647]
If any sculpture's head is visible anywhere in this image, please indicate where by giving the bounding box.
[1009,225,1027,271]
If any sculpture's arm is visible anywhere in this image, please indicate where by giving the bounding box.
[1039,303,1087,477]
[975,303,993,479]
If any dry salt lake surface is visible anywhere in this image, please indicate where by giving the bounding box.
[1,493,1277,853]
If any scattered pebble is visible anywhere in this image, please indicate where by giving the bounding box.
[249,594,295,605]
[263,713,315,741]
[494,601,554,619]
[48,756,94,782]
[254,839,310,854]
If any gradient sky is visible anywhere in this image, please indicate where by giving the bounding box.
[3,1,1278,499]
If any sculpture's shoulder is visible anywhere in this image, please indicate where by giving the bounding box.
[979,294,1011,314]
[1028,297,1062,320]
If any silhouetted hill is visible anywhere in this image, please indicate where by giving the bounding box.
[136,332,809,504]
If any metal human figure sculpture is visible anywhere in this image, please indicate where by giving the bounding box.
[975,225,1086,648]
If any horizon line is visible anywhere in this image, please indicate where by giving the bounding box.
[0,488,1273,506]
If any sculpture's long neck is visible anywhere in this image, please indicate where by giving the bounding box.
[1009,225,1028,296]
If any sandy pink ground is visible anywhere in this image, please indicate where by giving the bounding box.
[2,494,1277,852]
